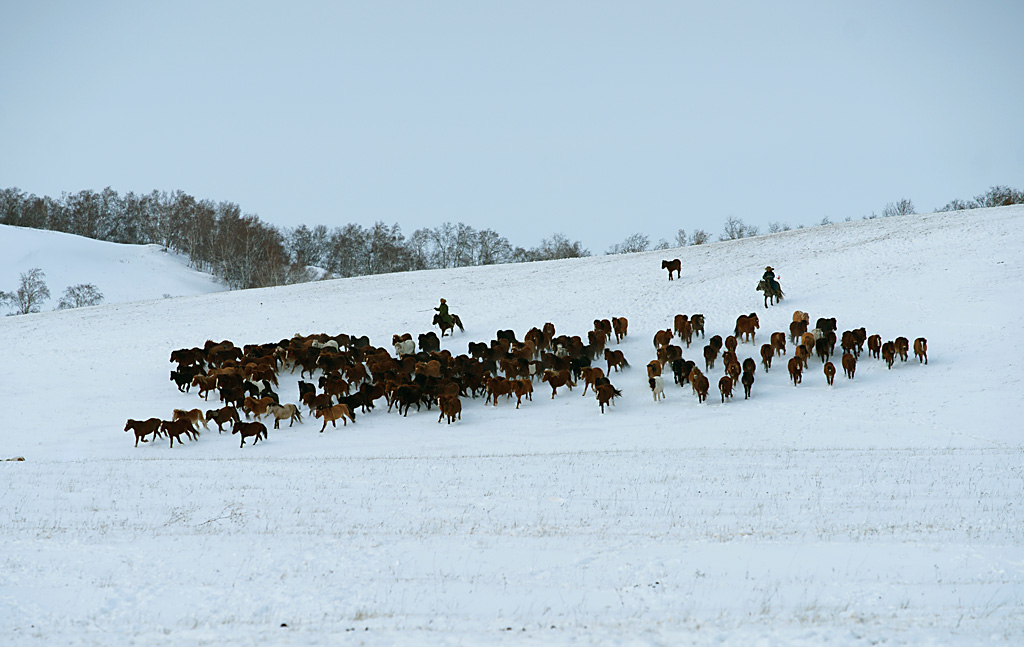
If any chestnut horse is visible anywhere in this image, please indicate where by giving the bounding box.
[734,313,760,343]
[612,317,629,343]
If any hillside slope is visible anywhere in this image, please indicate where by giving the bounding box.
[1,206,1022,646]
[0,224,225,309]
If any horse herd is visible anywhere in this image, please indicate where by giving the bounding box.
[641,309,928,406]
[127,309,927,448]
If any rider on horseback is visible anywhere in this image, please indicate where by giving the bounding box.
[763,266,780,294]
[434,298,453,327]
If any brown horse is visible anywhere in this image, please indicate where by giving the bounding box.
[315,403,356,430]
[741,370,754,399]
[760,343,774,372]
[771,332,787,356]
[719,376,734,403]
[125,418,162,447]
[690,314,706,339]
[662,258,681,280]
[612,317,629,343]
[232,421,267,447]
[824,361,836,386]
[653,328,673,349]
[756,279,784,308]
[160,419,198,447]
[734,313,760,343]
[596,383,621,413]
[604,348,628,373]
[787,357,803,385]
[541,369,575,398]
[437,394,462,423]
[580,366,605,396]
[432,313,464,337]
[205,406,240,433]
[914,338,928,364]
[692,373,710,403]
[842,352,857,379]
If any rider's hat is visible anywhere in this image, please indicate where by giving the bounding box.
[765,266,774,271]
[440,298,446,303]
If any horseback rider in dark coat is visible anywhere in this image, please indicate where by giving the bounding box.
[763,266,780,294]
[434,298,453,326]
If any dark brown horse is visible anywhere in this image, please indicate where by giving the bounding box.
[756,279,784,308]
[125,418,162,447]
[432,313,464,337]
[662,258,681,280]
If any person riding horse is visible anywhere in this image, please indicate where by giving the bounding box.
[434,298,453,327]
[763,266,780,294]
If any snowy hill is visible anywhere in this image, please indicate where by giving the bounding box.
[1,207,1023,646]
[0,224,225,309]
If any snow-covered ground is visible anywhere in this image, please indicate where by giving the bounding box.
[0,225,225,309]
[1,207,1022,646]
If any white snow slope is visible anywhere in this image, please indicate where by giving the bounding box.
[1,207,1022,646]
[0,224,225,309]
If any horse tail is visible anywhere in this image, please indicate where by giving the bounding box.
[455,315,464,332]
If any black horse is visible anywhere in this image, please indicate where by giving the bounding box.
[756,279,784,308]
[432,312,465,337]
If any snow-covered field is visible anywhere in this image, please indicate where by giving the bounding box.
[2,207,1022,646]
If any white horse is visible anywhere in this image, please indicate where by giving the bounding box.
[394,339,416,357]
[648,375,665,402]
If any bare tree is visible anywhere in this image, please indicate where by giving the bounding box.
[57,284,104,309]
[720,216,758,241]
[690,229,710,245]
[653,238,671,250]
[937,198,975,212]
[475,228,513,265]
[607,232,650,255]
[768,221,790,233]
[882,198,915,218]
[974,185,1024,207]
[5,268,50,315]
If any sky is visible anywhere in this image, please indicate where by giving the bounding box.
[2,1,1022,253]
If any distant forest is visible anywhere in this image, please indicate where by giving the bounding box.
[1,185,1020,290]
[0,187,588,290]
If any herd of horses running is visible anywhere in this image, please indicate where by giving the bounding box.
[125,264,928,448]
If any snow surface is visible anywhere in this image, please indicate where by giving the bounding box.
[1,207,1023,646]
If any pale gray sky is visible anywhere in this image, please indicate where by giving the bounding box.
[2,1,1022,253]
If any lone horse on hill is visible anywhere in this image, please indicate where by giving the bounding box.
[433,312,465,337]
[756,279,784,308]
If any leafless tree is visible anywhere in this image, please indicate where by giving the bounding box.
[607,232,650,255]
[57,284,104,309]
[4,267,50,315]
[882,198,915,218]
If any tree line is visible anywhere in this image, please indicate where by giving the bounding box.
[0,187,591,290]
[2,185,1020,289]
